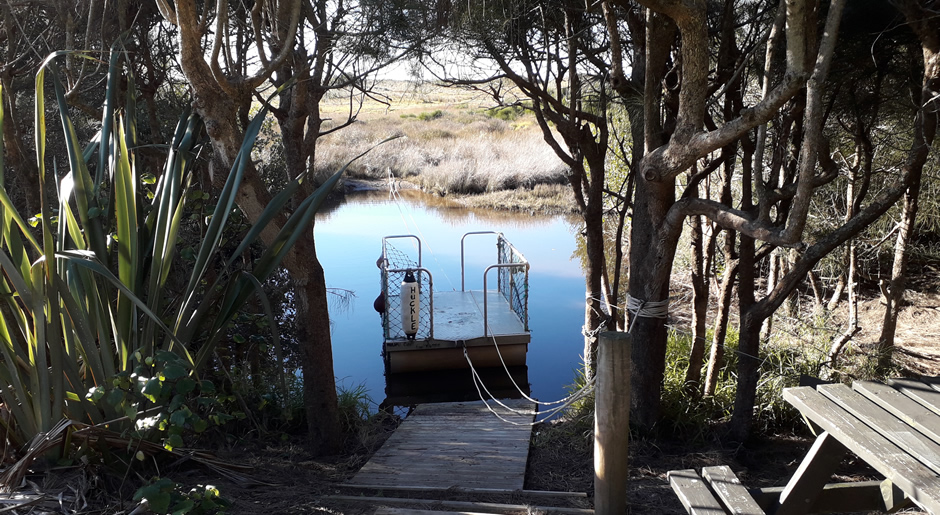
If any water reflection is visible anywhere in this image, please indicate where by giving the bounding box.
[382,367,530,409]
[316,188,585,411]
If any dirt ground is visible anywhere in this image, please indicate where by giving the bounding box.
[22,288,922,514]
[166,420,900,514]
[192,292,940,514]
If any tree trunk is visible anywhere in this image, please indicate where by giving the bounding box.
[876,172,921,374]
[685,215,711,393]
[759,252,778,341]
[628,177,677,430]
[703,254,737,397]
[290,237,342,453]
[0,77,40,216]
[875,1,939,373]
[730,234,758,441]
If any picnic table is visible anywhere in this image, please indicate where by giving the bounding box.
[670,377,940,514]
[779,377,940,514]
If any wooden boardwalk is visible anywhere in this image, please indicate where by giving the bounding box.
[345,399,537,490]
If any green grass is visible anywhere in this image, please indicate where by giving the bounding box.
[484,105,526,121]
[417,109,444,121]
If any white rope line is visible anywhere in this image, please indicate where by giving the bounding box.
[626,293,669,333]
[487,325,592,406]
[387,171,457,291]
[462,344,595,426]
[464,291,584,407]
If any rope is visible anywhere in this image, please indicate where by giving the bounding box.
[626,293,669,333]
[386,168,456,291]
[461,342,596,427]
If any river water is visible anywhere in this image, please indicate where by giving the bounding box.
[314,188,586,411]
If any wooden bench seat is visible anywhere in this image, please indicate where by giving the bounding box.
[668,466,765,515]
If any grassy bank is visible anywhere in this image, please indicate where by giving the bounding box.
[312,81,575,213]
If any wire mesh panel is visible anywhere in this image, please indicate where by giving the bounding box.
[382,239,433,341]
[497,237,529,331]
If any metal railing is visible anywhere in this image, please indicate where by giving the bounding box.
[381,235,433,341]
[382,232,529,341]
[461,231,530,336]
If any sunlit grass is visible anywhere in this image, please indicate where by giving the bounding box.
[313,82,570,197]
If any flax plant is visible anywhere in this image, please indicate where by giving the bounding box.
[0,49,359,454]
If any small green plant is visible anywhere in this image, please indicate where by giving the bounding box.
[484,105,525,121]
[133,478,230,514]
[417,109,444,121]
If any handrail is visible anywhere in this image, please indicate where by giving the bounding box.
[387,266,434,340]
[482,263,529,337]
[382,234,422,269]
[460,231,501,291]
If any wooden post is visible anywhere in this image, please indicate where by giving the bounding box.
[594,331,631,515]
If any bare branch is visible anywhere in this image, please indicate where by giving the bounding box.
[776,0,847,244]
[245,0,301,90]
[155,0,177,26]
[209,0,237,97]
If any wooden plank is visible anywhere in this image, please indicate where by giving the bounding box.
[820,383,940,474]
[854,380,940,445]
[353,469,526,481]
[752,480,907,513]
[325,495,595,514]
[701,466,764,515]
[340,484,587,498]
[350,478,530,489]
[348,400,536,490]
[888,378,940,417]
[783,386,940,514]
[667,469,725,515]
[374,509,493,515]
[775,431,847,515]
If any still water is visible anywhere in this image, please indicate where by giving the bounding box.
[314,188,586,411]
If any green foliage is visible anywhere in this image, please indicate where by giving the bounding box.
[564,364,595,421]
[133,478,231,514]
[336,380,374,425]
[417,109,444,121]
[484,105,525,121]
[661,330,737,437]
[0,48,362,459]
[660,326,805,438]
[332,380,401,453]
[90,351,235,452]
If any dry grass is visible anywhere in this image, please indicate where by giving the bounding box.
[314,81,570,199]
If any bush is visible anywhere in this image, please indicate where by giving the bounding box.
[485,105,525,121]
[417,109,444,121]
[0,48,360,483]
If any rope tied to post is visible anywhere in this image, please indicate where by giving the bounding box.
[626,293,669,333]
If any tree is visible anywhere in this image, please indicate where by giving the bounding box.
[602,0,846,429]
[158,0,427,453]
[875,0,940,374]
[439,0,622,378]
[157,0,428,452]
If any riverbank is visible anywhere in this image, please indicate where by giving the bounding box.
[313,81,578,215]
[343,177,577,215]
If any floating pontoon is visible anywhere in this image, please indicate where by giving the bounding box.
[378,232,530,373]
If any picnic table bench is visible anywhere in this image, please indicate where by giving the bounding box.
[670,377,940,514]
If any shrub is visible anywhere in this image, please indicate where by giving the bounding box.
[0,48,365,480]
[417,109,444,121]
[485,105,525,121]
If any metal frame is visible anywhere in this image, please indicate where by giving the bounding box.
[383,231,529,341]
[460,231,501,292]
[483,263,529,337]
